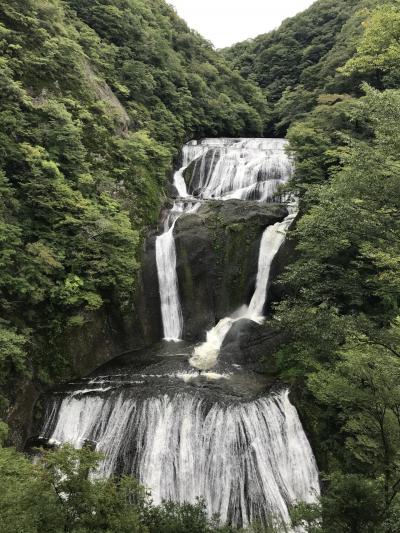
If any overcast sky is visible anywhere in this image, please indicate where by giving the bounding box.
[168,0,316,48]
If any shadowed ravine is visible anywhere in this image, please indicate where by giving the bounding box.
[36,139,320,530]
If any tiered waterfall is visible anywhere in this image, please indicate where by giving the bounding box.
[38,138,320,530]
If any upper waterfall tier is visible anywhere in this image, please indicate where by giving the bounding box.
[180,138,293,201]
[157,138,292,341]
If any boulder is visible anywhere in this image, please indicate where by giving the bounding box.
[220,318,285,373]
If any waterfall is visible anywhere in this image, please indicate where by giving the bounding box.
[189,206,297,370]
[188,140,296,371]
[157,138,293,341]
[189,316,237,371]
[172,143,208,197]
[156,201,201,341]
[184,138,293,201]
[156,220,183,342]
[248,206,297,318]
[42,388,319,529]
[188,207,296,371]
[38,137,320,531]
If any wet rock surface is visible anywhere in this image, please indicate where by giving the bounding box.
[174,200,288,341]
[220,318,285,373]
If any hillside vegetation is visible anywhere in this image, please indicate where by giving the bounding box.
[0,0,264,421]
[224,0,379,135]
[2,0,400,531]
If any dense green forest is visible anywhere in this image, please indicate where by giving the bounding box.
[225,0,400,530]
[0,0,264,428]
[2,0,400,531]
[224,0,381,135]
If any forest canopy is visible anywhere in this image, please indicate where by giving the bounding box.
[2,0,400,531]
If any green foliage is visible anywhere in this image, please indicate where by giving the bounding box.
[223,0,396,135]
[290,501,322,533]
[0,443,239,533]
[0,0,264,417]
[340,4,400,87]
[273,88,400,531]
[320,473,385,533]
[65,0,265,144]
[143,499,233,533]
[0,443,147,533]
[224,0,368,134]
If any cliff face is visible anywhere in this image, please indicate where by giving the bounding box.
[174,201,288,340]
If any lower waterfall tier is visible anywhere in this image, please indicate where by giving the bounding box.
[38,343,319,529]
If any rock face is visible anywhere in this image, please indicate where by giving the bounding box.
[174,200,288,341]
[219,318,286,373]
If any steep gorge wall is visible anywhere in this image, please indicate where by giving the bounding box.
[174,201,288,339]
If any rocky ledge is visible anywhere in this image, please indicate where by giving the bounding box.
[174,199,288,340]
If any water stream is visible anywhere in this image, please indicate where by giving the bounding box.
[38,138,320,530]
[156,138,293,341]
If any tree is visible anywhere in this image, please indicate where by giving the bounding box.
[340,4,400,88]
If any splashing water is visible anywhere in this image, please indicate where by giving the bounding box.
[41,389,319,529]
[157,138,293,342]
[185,138,293,201]
[190,204,297,371]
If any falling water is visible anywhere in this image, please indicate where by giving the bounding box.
[189,206,297,371]
[173,142,208,197]
[156,138,293,341]
[184,138,293,201]
[41,388,319,529]
[156,201,200,341]
[38,138,320,530]
[156,214,183,341]
[188,140,296,371]
[248,205,297,318]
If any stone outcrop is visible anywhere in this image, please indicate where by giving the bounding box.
[174,200,288,341]
[219,318,286,374]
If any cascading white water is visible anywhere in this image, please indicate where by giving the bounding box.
[39,138,320,531]
[188,140,295,371]
[248,205,297,318]
[173,142,208,197]
[156,221,183,341]
[189,207,297,371]
[157,138,293,341]
[156,201,201,341]
[42,389,319,529]
[189,317,237,371]
[155,165,201,342]
[185,138,293,201]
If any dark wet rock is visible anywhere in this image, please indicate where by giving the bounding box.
[174,212,216,340]
[25,436,56,453]
[132,233,163,345]
[220,318,285,373]
[174,200,288,341]
[183,148,220,196]
[165,181,179,198]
